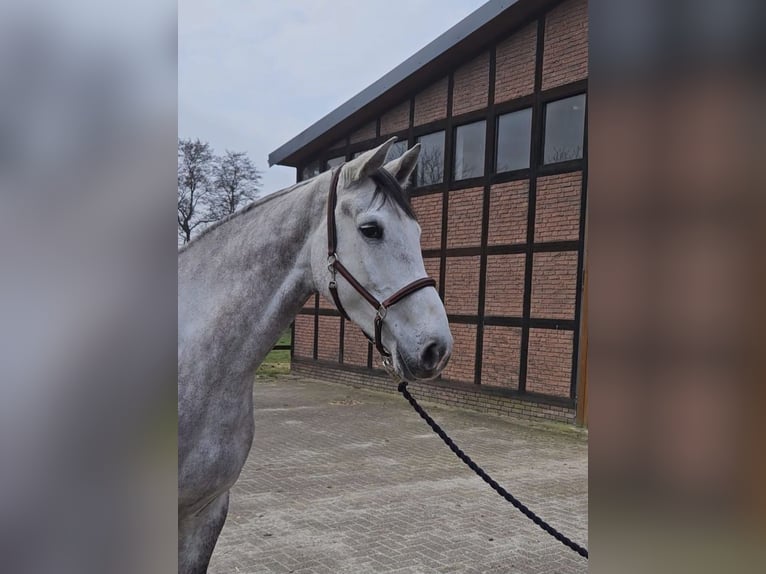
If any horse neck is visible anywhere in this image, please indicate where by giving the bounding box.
[178,174,329,381]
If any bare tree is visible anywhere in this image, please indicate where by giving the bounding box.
[208,151,262,219]
[178,138,215,244]
[454,157,479,180]
[417,145,444,186]
[547,145,583,164]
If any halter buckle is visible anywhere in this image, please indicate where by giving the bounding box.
[327,253,337,273]
[376,305,387,320]
[382,355,400,382]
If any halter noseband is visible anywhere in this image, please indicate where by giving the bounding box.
[326,164,437,360]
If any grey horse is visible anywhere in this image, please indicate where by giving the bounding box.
[178,138,453,573]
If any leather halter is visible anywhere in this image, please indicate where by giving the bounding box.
[326,165,436,359]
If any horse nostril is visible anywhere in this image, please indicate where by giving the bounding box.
[421,340,447,372]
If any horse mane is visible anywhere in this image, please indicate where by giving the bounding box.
[178,178,315,253]
[368,169,417,221]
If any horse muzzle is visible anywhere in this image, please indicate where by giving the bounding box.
[396,336,452,381]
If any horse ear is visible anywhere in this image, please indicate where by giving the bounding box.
[382,143,420,188]
[340,137,397,185]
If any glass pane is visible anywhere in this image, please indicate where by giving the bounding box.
[454,121,486,180]
[416,131,445,186]
[301,160,321,181]
[385,140,408,162]
[326,156,345,169]
[496,108,532,173]
[543,94,586,164]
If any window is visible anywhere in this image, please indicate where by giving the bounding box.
[326,156,345,169]
[301,161,321,181]
[350,140,406,163]
[543,94,586,164]
[496,108,532,173]
[416,131,445,186]
[385,140,408,163]
[454,121,486,180]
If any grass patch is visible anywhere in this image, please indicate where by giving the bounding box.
[257,329,292,376]
[275,331,291,347]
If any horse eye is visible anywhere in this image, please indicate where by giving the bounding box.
[359,223,383,239]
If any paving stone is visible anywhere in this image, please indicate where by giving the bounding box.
[209,374,588,573]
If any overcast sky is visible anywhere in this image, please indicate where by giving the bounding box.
[179,0,487,195]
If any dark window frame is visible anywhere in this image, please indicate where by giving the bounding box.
[452,118,487,184]
[415,129,447,189]
[541,92,587,167]
[299,159,322,182]
[494,106,533,175]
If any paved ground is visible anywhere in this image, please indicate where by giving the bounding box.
[209,374,588,574]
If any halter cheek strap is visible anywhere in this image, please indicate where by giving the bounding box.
[326,165,436,358]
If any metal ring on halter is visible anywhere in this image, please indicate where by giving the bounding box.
[327,253,337,272]
[376,305,387,320]
[382,354,397,377]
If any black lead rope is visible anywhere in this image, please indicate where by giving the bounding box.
[397,381,589,559]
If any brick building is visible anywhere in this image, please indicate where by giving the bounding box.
[269,0,588,425]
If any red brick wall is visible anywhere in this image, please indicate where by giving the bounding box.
[442,323,476,383]
[318,291,335,310]
[329,137,346,150]
[542,0,588,90]
[444,256,480,315]
[349,121,376,144]
[292,361,576,424]
[526,328,573,397]
[380,101,410,135]
[452,51,489,116]
[495,22,537,102]
[294,314,314,358]
[288,0,589,413]
[343,323,369,367]
[484,254,525,317]
[414,76,448,126]
[481,326,522,388]
[535,172,582,242]
[487,181,528,246]
[411,194,442,250]
[446,188,483,248]
[531,251,578,319]
[317,316,340,362]
[423,257,441,292]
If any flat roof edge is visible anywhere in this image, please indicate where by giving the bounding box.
[268,0,528,167]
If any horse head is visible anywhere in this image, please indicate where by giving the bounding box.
[312,138,452,382]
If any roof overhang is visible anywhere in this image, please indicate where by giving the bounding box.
[268,0,554,168]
